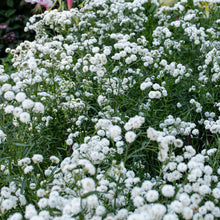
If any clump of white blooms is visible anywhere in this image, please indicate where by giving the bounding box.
[0,130,6,143]
[0,0,220,219]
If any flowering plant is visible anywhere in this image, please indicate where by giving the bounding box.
[24,0,54,10]
[0,0,34,59]
[24,0,75,10]
[0,0,220,219]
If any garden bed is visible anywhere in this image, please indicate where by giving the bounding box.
[0,0,220,219]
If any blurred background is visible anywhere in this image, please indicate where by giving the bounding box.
[0,0,35,59]
[0,0,83,61]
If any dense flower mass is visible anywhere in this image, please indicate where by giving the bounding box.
[0,0,220,219]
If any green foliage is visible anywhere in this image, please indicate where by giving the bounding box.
[0,0,34,59]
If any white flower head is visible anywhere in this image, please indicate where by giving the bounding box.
[13,107,23,118]
[24,165,33,174]
[15,92,26,102]
[25,204,37,219]
[146,190,159,202]
[81,177,95,193]
[4,91,15,101]
[125,131,136,143]
[22,99,34,109]
[161,184,175,198]
[32,154,43,163]
[50,155,60,164]
[109,125,121,139]
[33,102,45,114]
[4,105,14,114]
[19,112,31,124]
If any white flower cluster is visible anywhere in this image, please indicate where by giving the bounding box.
[159,115,199,136]
[0,0,219,219]
[147,126,184,161]
[0,129,6,144]
[1,142,219,220]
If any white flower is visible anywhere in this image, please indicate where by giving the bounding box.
[204,165,212,175]
[25,204,37,219]
[22,99,34,109]
[179,193,191,206]
[147,127,159,141]
[4,105,14,114]
[212,188,220,199]
[15,92,26,102]
[151,204,166,218]
[212,207,220,218]
[174,139,183,148]
[48,192,59,208]
[18,157,31,166]
[205,201,215,211]
[0,130,6,143]
[140,82,152,90]
[30,215,44,220]
[133,196,144,207]
[146,190,159,202]
[182,207,193,220]
[141,180,153,191]
[24,165,33,174]
[97,130,105,137]
[32,154,43,163]
[37,189,45,198]
[177,162,187,172]
[87,195,99,210]
[81,177,95,193]
[4,91,15,101]
[95,205,106,216]
[204,214,214,220]
[1,199,15,212]
[0,75,9,83]
[131,187,141,198]
[128,214,145,220]
[177,102,182,108]
[66,138,73,145]
[84,162,96,175]
[19,112,31,124]
[1,83,11,92]
[124,116,145,130]
[191,193,202,205]
[8,213,23,220]
[125,131,136,143]
[170,200,183,214]
[148,91,156,99]
[148,91,161,99]
[161,184,175,198]
[116,209,128,219]
[199,206,207,215]
[109,125,121,139]
[38,198,48,209]
[39,211,50,219]
[199,185,211,195]
[63,198,81,215]
[163,213,179,220]
[13,107,23,118]
[50,155,60,164]
[32,102,44,113]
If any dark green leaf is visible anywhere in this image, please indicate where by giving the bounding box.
[149,4,157,14]
[81,191,100,199]
[21,178,27,194]
[7,0,14,7]
[5,9,16,17]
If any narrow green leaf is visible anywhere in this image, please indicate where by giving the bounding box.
[5,9,16,17]
[7,0,14,7]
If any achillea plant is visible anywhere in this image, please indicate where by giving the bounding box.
[0,0,220,219]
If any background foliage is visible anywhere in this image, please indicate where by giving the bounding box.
[0,0,35,60]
